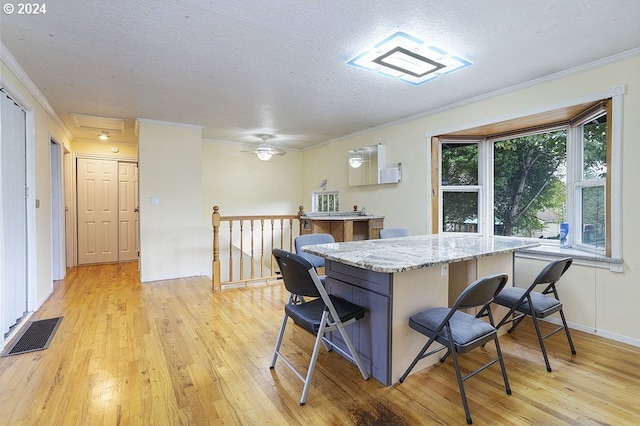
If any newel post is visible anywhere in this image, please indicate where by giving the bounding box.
[298,205,305,235]
[212,206,221,291]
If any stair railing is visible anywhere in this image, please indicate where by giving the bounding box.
[212,205,304,290]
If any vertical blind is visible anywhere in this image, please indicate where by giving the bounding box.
[1,90,28,335]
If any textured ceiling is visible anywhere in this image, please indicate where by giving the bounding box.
[1,0,639,151]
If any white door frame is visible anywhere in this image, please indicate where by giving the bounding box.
[70,153,137,267]
[50,137,65,280]
[64,150,73,268]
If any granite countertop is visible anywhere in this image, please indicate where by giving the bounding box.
[301,234,540,273]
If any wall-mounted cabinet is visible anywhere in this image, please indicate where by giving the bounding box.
[348,144,401,186]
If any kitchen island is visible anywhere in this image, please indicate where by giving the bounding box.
[302,234,540,385]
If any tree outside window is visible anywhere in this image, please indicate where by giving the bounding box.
[493,130,567,238]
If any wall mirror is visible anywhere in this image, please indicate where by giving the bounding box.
[349,144,383,186]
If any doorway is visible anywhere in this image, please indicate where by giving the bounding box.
[76,158,138,265]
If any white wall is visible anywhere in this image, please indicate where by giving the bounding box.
[137,120,210,282]
[301,55,640,345]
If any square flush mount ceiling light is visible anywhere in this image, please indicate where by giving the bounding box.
[347,31,472,86]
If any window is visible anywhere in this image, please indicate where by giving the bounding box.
[312,190,340,213]
[437,99,612,256]
[493,129,567,239]
[441,143,480,232]
[570,111,608,251]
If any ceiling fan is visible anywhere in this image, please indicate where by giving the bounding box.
[246,134,286,161]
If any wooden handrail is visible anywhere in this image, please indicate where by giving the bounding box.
[212,206,305,290]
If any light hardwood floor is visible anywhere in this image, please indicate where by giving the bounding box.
[1,262,639,425]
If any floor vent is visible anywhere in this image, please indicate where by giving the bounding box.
[2,317,62,357]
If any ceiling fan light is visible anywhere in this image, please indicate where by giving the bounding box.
[256,151,273,161]
[98,131,109,141]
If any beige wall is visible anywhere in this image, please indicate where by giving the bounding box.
[201,140,303,219]
[137,120,210,282]
[71,139,138,158]
[301,55,640,345]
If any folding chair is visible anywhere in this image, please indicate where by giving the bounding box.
[494,257,576,372]
[294,233,335,284]
[270,248,369,405]
[379,227,410,239]
[399,273,511,425]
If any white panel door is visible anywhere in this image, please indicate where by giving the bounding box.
[118,162,139,261]
[77,158,118,264]
[1,92,28,334]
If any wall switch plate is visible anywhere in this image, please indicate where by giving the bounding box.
[150,196,160,206]
[441,263,448,276]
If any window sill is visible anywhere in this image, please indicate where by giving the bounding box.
[516,245,623,272]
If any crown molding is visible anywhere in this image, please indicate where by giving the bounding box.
[1,42,73,139]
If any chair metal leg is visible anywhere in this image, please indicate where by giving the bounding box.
[447,334,473,425]
[495,308,523,333]
[487,306,511,395]
[439,348,452,363]
[507,312,526,333]
[270,312,289,368]
[559,309,577,355]
[334,321,369,381]
[398,335,438,383]
[493,336,512,395]
[530,314,553,372]
[299,310,329,405]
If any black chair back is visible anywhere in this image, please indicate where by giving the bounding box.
[454,273,509,310]
[533,257,573,287]
[273,248,321,298]
[294,233,334,268]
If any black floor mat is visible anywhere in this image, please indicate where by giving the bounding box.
[2,317,62,356]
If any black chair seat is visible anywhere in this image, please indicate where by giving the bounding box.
[410,307,497,354]
[494,287,562,317]
[286,296,365,334]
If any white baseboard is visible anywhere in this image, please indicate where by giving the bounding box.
[543,317,640,348]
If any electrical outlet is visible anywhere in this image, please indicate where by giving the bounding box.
[441,263,448,276]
